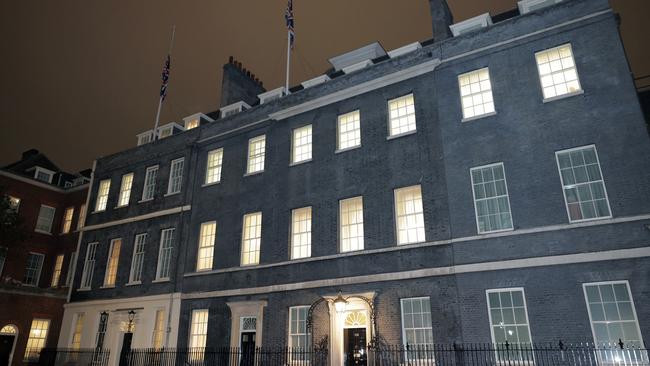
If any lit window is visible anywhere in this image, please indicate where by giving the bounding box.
[156,228,175,280]
[487,288,532,362]
[103,239,121,287]
[117,173,134,207]
[80,243,98,289]
[186,118,200,130]
[71,313,84,350]
[290,207,311,259]
[292,125,312,164]
[241,212,262,266]
[388,94,417,137]
[142,166,158,201]
[24,253,44,286]
[34,167,54,183]
[196,222,216,271]
[61,207,74,234]
[77,205,87,230]
[50,254,64,287]
[189,309,208,358]
[247,135,266,174]
[458,68,495,120]
[401,297,433,362]
[95,179,111,212]
[556,145,611,222]
[394,185,425,245]
[8,196,20,212]
[470,163,513,233]
[65,252,75,286]
[167,158,184,195]
[158,126,173,139]
[35,205,56,233]
[129,233,147,283]
[24,319,50,361]
[337,110,361,151]
[152,310,166,349]
[535,44,581,100]
[340,197,364,252]
[205,149,224,185]
[0,247,7,277]
[289,306,310,355]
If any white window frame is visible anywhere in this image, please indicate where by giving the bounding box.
[34,167,54,184]
[50,254,64,287]
[288,306,311,352]
[23,252,44,286]
[77,205,87,230]
[291,125,313,165]
[458,67,496,121]
[65,251,76,286]
[246,135,266,175]
[204,148,224,185]
[23,319,50,361]
[555,145,612,223]
[290,207,312,260]
[95,179,111,212]
[80,243,98,289]
[535,43,583,102]
[240,212,262,266]
[61,207,74,234]
[70,313,84,350]
[387,94,417,138]
[189,309,209,355]
[400,297,434,361]
[152,309,166,349]
[166,158,185,195]
[486,287,534,361]
[470,163,514,234]
[35,204,56,234]
[394,185,426,245]
[196,221,216,271]
[336,110,362,152]
[103,238,121,287]
[156,228,175,280]
[128,233,147,284]
[141,165,158,201]
[339,196,364,253]
[117,173,134,207]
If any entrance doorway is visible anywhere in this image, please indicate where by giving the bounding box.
[344,328,367,366]
[0,325,18,366]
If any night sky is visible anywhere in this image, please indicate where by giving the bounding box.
[1,0,648,172]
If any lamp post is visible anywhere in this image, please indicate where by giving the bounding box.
[127,310,136,333]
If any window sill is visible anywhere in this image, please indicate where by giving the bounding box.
[77,287,91,292]
[568,215,612,224]
[386,130,417,140]
[138,198,154,204]
[542,89,584,103]
[125,281,141,287]
[477,227,514,235]
[290,159,312,167]
[397,239,426,246]
[461,111,497,123]
[202,181,221,188]
[152,278,170,283]
[114,205,128,209]
[34,229,52,235]
[91,209,106,214]
[99,285,115,289]
[244,170,264,177]
[335,145,361,154]
[164,191,181,197]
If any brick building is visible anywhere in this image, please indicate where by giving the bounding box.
[58,0,649,365]
[0,150,89,365]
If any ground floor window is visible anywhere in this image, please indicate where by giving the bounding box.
[152,310,166,349]
[289,306,310,352]
[486,288,532,362]
[400,297,433,361]
[189,309,208,360]
[71,313,84,350]
[24,319,50,361]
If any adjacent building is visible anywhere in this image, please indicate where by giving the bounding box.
[58,0,650,365]
[0,149,89,366]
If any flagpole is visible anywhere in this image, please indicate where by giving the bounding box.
[152,25,176,142]
[285,29,291,93]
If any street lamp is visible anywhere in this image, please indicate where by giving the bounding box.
[127,310,136,333]
[333,290,348,313]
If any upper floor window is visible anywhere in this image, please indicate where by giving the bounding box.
[95,179,111,212]
[117,173,134,207]
[35,205,56,233]
[34,167,54,184]
[394,185,425,245]
[65,251,76,287]
[129,233,147,284]
[470,163,513,233]
[486,288,532,361]
[196,222,216,271]
[400,297,433,361]
[50,254,64,287]
[535,44,581,100]
[205,148,224,185]
[289,306,310,352]
[290,207,312,259]
[388,94,416,137]
[77,204,87,230]
[0,247,6,277]
[80,243,98,289]
[247,135,266,174]
[556,145,611,222]
[458,68,495,120]
[241,212,262,266]
[156,228,175,280]
[24,319,50,362]
[340,196,364,252]
[167,158,184,195]
[292,125,313,164]
[185,118,200,130]
[61,207,74,234]
[142,166,158,201]
[103,239,121,287]
[337,110,361,151]
[23,252,44,286]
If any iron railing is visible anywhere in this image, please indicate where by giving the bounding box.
[38,348,111,366]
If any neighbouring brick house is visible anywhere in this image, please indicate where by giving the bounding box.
[0,149,89,366]
[57,0,650,365]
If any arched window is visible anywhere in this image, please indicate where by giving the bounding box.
[0,324,17,334]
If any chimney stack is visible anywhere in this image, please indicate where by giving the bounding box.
[429,0,453,41]
[219,57,266,108]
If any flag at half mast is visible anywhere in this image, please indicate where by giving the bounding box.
[285,0,295,48]
[160,55,171,100]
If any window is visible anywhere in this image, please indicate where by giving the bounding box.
[77,205,87,230]
[556,145,611,222]
[156,228,175,280]
[96,313,109,349]
[205,148,224,185]
[34,167,54,183]
[400,297,433,361]
[487,288,532,361]
[71,313,84,350]
[35,205,55,233]
[129,234,147,283]
[289,306,310,354]
[292,125,312,164]
[394,185,425,245]
[65,252,76,286]
[241,212,262,266]
[337,110,361,151]
[142,166,158,201]
[24,319,50,361]
[388,94,417,137]
[95,179,111,212]
[80,243,98,289]
[104,239,121,287]
[0,247,6,276]
[196,222,216,271]
[138,132,153,146]
[167,158,184,195]
[50,254,64,287]
[8,195,20,212]
[61,207,74,234]
[458,68,495,120]
[117,173,134,207]
[186,118,200,130]
[470,163,513,233]
[340,197,364,252]
[152,309,166,349]
[246,135,266,174]
[291,207,312,259]
[189,309,208,354]
[24,253,44,286]
[535,44,581,100]
[158,125,173,139]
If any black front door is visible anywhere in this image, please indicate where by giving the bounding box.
[240,332,256,366]
[119,332,133,366]
[344,328,367,366]
[0,335,15,366]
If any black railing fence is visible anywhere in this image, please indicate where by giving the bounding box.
[38,348,111,366]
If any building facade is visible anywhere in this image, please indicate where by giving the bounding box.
[60,0,650,365]
[0,149,89,366]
